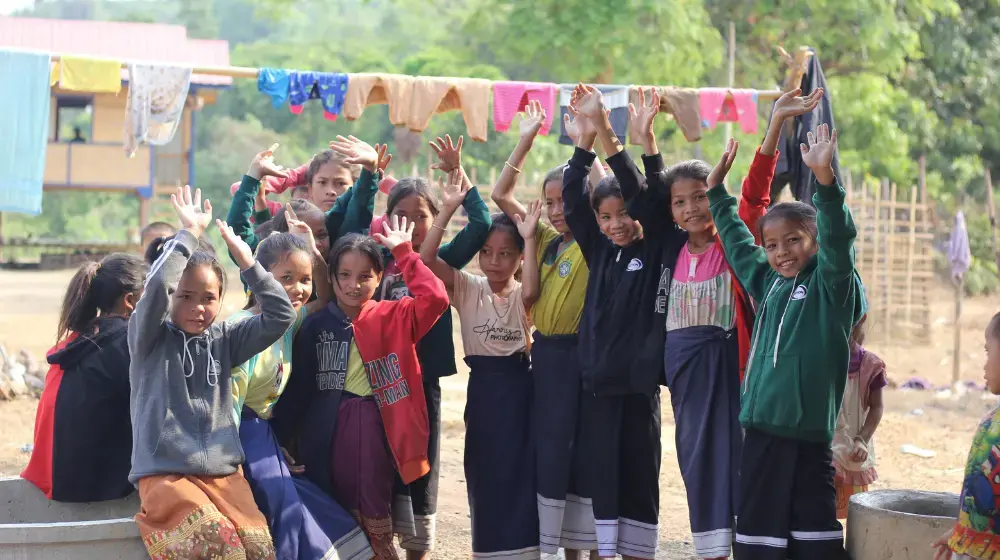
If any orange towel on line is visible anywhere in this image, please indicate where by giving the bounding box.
[342,73,415,126]
[407,77,492,142]
[628,86,702,143]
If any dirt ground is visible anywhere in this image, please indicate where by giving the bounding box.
[1,268,997,559]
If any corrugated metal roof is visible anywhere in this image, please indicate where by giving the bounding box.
[0,16,232,86]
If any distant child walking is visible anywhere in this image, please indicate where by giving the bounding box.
[832,315,886,519]
[128,185,297,560]
[709,124,864,560]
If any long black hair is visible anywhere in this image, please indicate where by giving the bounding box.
[328,233,385,276]
[58,253,147,342]
[387,177,440,217]
[757,202,818,242]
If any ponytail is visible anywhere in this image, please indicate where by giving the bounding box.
[57,254,148,342]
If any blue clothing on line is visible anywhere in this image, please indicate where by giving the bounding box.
[0,50,52,215]
[289,71,349,118]
[258,67,291,108]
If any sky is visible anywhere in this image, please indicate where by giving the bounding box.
[0,0,34,15]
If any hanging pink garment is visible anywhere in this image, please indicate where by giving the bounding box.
[492,81,558,135]
[700,88,759,134]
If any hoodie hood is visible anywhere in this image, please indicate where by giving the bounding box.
[48,317,128,367]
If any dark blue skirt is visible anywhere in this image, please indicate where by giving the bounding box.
[664,326,742,559]
[240,408,374,560]
[464,353,540,559]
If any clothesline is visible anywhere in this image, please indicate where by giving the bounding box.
[46,53,786,100]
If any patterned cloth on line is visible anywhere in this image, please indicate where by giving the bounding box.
[124,64,192,157]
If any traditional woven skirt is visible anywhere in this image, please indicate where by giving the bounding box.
[135,468,276,560]
[834,478,868,519]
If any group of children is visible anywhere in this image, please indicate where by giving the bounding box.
[28,75,1000,560]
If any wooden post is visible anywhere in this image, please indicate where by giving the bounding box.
[954,275,964,383]
[871,181,882,337]
[986,168,1000,273]
[884,181,896,342]
[905,186,917,341]
[138,194,151,232]
[918,154,927,205]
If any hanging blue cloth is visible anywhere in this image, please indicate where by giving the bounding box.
[258,67,291,109]
[289,71,349,121]
[0,50,52,215]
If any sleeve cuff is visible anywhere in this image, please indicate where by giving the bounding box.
[753,147,779,164]
[640,153,665,174]
[239,175,261,193]
[390,242,414,261]
[358,168,378,192]
[569,146,598,168]
[707,183,733,205]
[463,185,486,207]
[812,179,845,203]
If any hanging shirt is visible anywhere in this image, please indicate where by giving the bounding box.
[343,340,372,396]
[450,270,529,357]
[230,307,307,422]
[666,242,735,331]
[531,223,588,336]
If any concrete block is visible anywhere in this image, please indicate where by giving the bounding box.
[0,477,145,559]
[847,489,959,560]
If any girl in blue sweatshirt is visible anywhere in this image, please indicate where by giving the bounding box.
[128,185,297,560]
[708,125,864,560]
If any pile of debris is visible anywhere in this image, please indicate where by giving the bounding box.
[0,344,44,400]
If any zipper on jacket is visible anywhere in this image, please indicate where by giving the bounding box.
[745,278,783,422]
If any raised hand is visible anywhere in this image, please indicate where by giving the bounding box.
[564,105,598,146]
[329,135,378,173]
[570,83,604,121]
[248,143,289,181]
[772,87,823,121]
[430,135,464,173]
[629,87,660,141]
[171,185,213,237]
[283,204,318,255]
[514,199,543,240]
[518,100,546,140]
[372,213,414,250]
[801,123,837,184]
[374,143,393,175]
[216,219,254,270]
[707,138,740,188]
[440,167,470,210]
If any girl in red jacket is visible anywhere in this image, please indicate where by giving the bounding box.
[271,217,448,560]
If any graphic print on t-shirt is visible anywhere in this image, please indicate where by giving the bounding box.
[472,317,524,346]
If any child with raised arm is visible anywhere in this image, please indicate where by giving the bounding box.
[422,167,540,560]
[128,185,297,559]
[490,100,598,558]
[562,84,686,560]
[330,134,491,558]
[708,124,863,560]
[271,218,449,560]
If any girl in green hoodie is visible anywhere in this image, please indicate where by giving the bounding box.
[708,124,864,560]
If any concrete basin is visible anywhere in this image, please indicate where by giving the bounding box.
[847,489,959,560]
[0,477,145,559]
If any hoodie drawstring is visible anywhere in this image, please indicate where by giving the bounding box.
[772,272,799,367]
[180,331,218,387]
[743,277,782,395]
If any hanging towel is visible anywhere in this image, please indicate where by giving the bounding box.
[55,56,122,94]
[257,67,291,109]
[628,86,702,143]
[558,85,629,146]
[493,81,558,135]
[0,50,52,215]
[288,71,349,121]
[408,77,492,142]
[123,64,192,157]
[949,211,972,280]
[700,88,759,134]
[343,73,415,126]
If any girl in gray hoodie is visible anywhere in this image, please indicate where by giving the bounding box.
[128,185,296,560]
